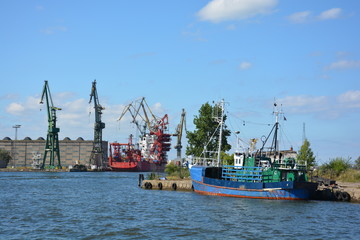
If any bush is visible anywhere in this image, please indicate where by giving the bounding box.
[354,157,360,170]
[337,169,360,182]
[165,162,189,179]
[319,157,352,178]
[147,172,161,180]
[0,149,12,164]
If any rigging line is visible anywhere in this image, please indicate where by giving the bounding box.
[260,123,276,151]
[227,117,246,144]
[201,123,221,157]
[227,112,271,126]
[279,124,293,149]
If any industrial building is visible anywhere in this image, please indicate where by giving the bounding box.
[0,137,108,168]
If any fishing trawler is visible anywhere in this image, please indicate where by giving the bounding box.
[189,100,318,200]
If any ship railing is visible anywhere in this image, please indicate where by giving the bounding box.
[272,158,307,170]
[222,165,262,182]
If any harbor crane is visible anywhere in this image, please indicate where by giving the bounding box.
[174,109,186,163]
[89,80,105,169]
[39,80,62,169]
[118,97,157,135]
[118,97,171,164]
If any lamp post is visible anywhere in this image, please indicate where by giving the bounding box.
[12,124,21,167]
[13,124,21,140]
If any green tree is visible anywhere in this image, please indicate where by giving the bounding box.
[186,102,231,157]
[221,152,234,165]
[354,156,360,170]
[297,139,315,170]
[0,149,12,164]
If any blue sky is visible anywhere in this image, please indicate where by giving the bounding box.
[1,0,359,164]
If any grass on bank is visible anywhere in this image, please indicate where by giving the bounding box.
[315,168,360,183]
[315,157,360,182]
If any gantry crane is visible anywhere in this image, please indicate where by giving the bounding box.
[39,80,62,169]
[174,109,186,163]
[89,80,105,169]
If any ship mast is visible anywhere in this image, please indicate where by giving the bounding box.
[259,101,284,158]
[216,99,225,167]
[273,102,279,155]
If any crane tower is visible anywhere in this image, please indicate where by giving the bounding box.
[174,109,186,162]
[89,80,105,169]
[39,80,62,169]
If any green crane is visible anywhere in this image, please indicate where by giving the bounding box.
[89,80,105,169]
[39,80,62,169]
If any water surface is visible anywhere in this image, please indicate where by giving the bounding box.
[1,172,359,239]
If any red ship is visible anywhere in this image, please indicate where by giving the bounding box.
[108,106,172,172]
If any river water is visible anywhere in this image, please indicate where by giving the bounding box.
[1,171,360,240]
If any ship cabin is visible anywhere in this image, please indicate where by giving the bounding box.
[198,150,308,185]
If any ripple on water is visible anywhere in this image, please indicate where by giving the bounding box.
[1,172,360,240]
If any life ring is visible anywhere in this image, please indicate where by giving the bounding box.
[341,192,350,202]
[334,191,343,201]
[158,182,163,190]
[172,183,177,191]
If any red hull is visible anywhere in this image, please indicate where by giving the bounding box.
[109,161,166,172]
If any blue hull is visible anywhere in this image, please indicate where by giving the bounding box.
[190,166,314,200]
[192,179,310,200]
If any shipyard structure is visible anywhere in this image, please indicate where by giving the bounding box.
[0,137,108,168]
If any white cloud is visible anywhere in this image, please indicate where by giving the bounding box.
[278,95,329,113]
[239,61,252,70]
[325,60,360,70]
[337,90,360,108]
[6,102,25,115]
[6,96,41,116]
[289,8,342,24]
[318,8,342,20]
[277,92,360,119]
[197,0,278,23]
[152,102,166,116]
[287,11,311,23]
[62,98,88,113]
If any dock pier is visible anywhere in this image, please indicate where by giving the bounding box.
[139,174,193,191]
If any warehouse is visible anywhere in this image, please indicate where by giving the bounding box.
[0,137,108,168]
